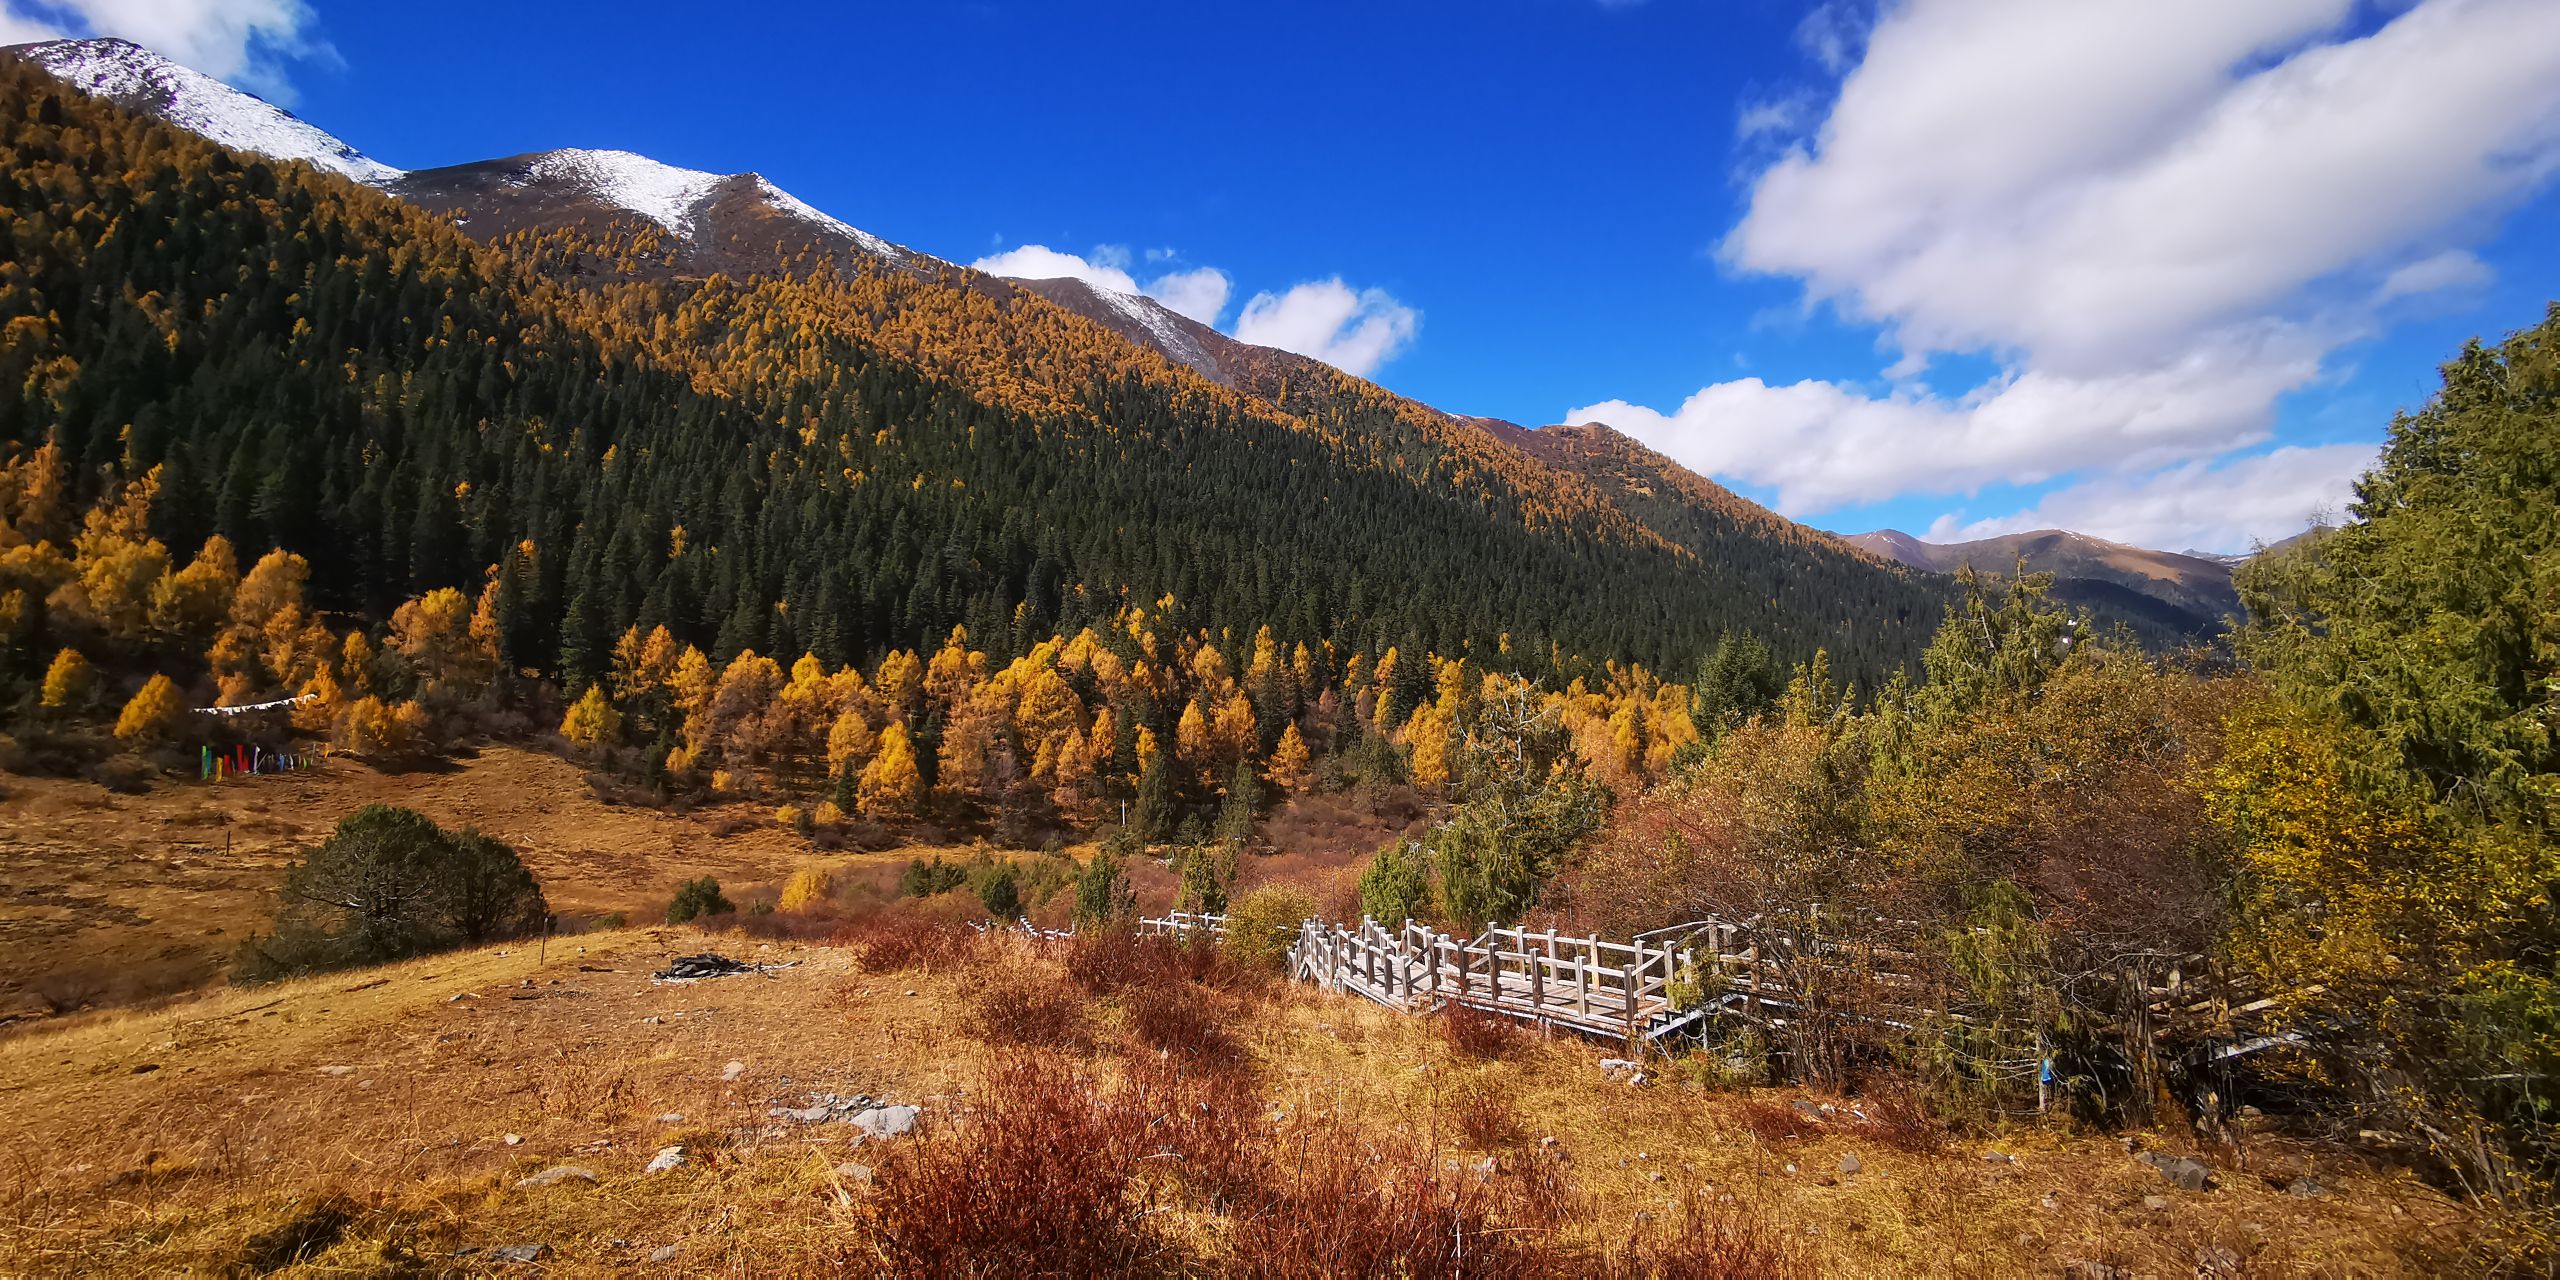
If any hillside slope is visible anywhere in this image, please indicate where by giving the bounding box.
[1,40,1947,684]
[1847,528,2240,643]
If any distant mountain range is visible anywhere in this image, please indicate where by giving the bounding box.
[1843,527,2259,643]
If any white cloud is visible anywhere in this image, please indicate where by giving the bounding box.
[1233,279,1421,377]
[1145,267,1232,328]
[1923,442,2374,553]
[1571,319,2331,514]
[2,0,329,100]
[2378,249,2492,301]
[968,243,1233,325]
[974,245,1419,374]
[1729,0,2560,372]
[1575,0,2560,548]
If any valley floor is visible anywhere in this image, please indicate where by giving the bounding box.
[0,925,2488,1276]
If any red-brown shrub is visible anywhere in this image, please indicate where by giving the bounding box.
[1117,1055,1268,1206]
[1223,1126,1557,1279]
[1729,1096,1824,1143]
[1437,1003,1523,1060]
[840,916,978,975]
[964,964,1094,1052]
[1851,1083,1945,1154]
[1442,1078,1521,1151]
[1600,1191,1815,1279]
[853,1056,1165,1276]
[1124,983,1243,1067]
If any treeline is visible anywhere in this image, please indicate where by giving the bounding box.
[0,58,1941,731]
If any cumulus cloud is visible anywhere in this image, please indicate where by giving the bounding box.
[1233,279,1421,378]
[968,243,1233,326]
[974,245,1418,374]
[1924,443,2374,553]
[1569,320,2330,514]
[1574,0,2560,547]
[2,0,330,100]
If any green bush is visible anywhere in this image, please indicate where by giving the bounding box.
[236,805,547,983]
[899,856,967,898]
[666,876,734,925]
[1222,885,1317,972]
[973,861,1023,920]
[1073,849,1136,932]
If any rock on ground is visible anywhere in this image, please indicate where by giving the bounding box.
[852,1104,920,1140]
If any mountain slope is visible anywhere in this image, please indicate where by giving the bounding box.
[390,148,917,278]
[9,36,398,184]
[1846,528,2239,641]
[1,39,1949,685]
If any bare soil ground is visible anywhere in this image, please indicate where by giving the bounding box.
[0,927,2488,1276]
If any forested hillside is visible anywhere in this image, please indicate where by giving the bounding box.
[0,57,1941,703]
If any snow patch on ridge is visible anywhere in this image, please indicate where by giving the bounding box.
[1089,284,1212,371]
[523,149,724,237]
[755,178,905,261]
[14,37,401,185]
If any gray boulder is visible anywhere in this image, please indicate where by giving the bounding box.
[852,1104,921,1140]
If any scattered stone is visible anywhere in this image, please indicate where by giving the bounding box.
[852,1104,921,1140]
[489,1243,548,1263]
[722,1060,746,1082]
[317,1065,356,1077]
[646,1145,686,1174]
[657,1113,686,1125]
[446,992,478,1003]
[1981,1151,2015,1164]
[653,953,759,982]
[641,1016,663,1025]
[1539,1136,1557,1148]
[2197,1244,2242,1273]
[2136,1151,2213,1192]
[1838,1153,1862,1176]
[648,1246,679,1263]
[834,1162,874,1185]
[2286,1177,2325,1198]
[1647,1171,1665,1184]
[1790,1098,1825,1121]
[515,1165,597,1189]
[1783,1162,1798,1175]
[771,1104,834,1124]
[131,1063,158,1074]
[502,1133,523,1146]
[1598,1058,1643,1082]
[903,990,918,998]
[2237,1105,2264,1119]
[2040,1193,2060,1212]
[2142,1195,2170,1212]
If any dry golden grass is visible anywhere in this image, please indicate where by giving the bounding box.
[0,919,2486,1276]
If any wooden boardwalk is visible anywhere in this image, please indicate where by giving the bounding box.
[1140,910,2301,1059]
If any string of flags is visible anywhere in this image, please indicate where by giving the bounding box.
[200,741,331,781]
[190,693,318,716]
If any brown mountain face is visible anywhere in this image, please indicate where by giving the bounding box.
[1846,528,2241,640]
[388,149,923,282]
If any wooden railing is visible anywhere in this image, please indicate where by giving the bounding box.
[1149,909,2293,1061]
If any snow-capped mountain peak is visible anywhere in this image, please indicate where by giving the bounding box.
[9,37,401,186]
[517,149,723,237]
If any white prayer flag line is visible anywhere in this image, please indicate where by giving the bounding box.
[191,693,318,716]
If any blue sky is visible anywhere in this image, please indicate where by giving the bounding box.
[9,0,2557,552]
